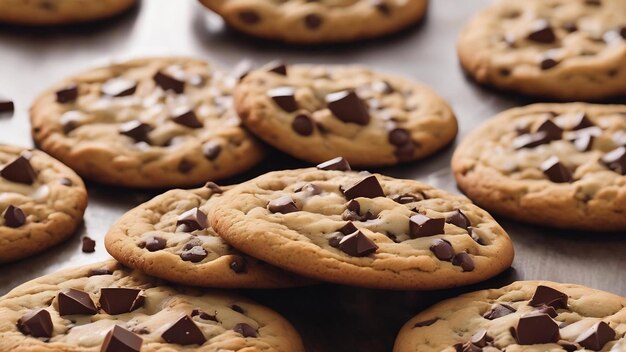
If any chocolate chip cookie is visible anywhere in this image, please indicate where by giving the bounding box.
[458,0,626,101]
[210,161,514,290]
[234,63,457,167]
[105,182,312,288]
[0,260,305,351]
[0,0,136,26]
[394,281,626,352]
[198,0,428,44]
[31,57,264,188]
[0,144,87,263]
[452,103,626,231]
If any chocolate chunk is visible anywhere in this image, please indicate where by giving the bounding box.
[3,205,26,228]
[513,132,552,149]
[574,134,594,152]
[429,239,454,261]
[575,321,615,351]
[529,285,568,309]
[101,325,143,352]
[82,236,96,253]
[162,315,206,345]
[388,128,412,146]
[17,309,53,338]
[239,10,260,24]
[470,329,493,347]
[202,141,222,161]
[230,304,245,314]
[1,155,37,184]
[531,305,558,318]
[99,288,144,315]
[392,193,423,204]
[153,71,185,94]
[233,323,257,338]
[409,214,445,238]
[326,90,370,126]
[145,236,166,251]
[192,309,218,322]
[56,84,79,103]
[230,256,247,273]
[171,108,203,128]
[119,120,152,142]
[88,268,113,276]
[297,183,322,195]
[343,175,385,200]
[483,304,516,320]
[452,252,475,272]
[371,80,394,94]
[527,19,556,43]
[101,78,137,97]
[304,13,322,29]
[180,245,207,263]
[514,313,560,345]
[58,288,98,315]
[176,208,208,232]
[602,146,626,175]
[338,230,378,257]
[446,210,471,230]
[263,61,287,76]
[570,112,594,130]
[317,157,351,171]
[537,119,563,140]
[338,221,359,236]
[292,114,314,136]
[268,87,298,113]
[60,111,82,134]
[541,156,573,183]
[267,196,298,214]
[413,318,438,328]
[540,57,559,70]
[0,97,14,113]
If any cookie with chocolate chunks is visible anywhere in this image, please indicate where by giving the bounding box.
[31,57,264,188]
[234,64,457,167]
[105,184,312,288]
[0,144,87,263]
[0,0,136,26]
[210,166,513,289]
[453,103,626,231]
[0,261,304,351]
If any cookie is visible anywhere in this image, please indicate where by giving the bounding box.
[31,57,264,188]
[0,144,87,263]
[0,260,305,351]
[234,63,457,167]
[394,281,626,352]
[0,0,136,26]
[457,0,626,101]
[452,103,626,231]
[198,0,428,44]
[105,182,313,288]
[210,162,514,290]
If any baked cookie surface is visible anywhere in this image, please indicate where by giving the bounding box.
[394,281,626,352]
[210,163,514,290]
[452,103,626,231]
[0,144,87,263]
[31,57,264,188]
[0,260,305,352]
[0,0,136,26]
[198,0,429,44]
[105,182,313,288]
[235,64,457,167]
[458,0,626,101]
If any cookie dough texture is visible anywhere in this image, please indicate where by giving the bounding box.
[198,0,429,44]
[0,0,136,25]
[458,0,626,101]
[211,168,514,290]
[394,281,626,352]
[0,260,305,351]
[0,145,87,263]
[235,64,457,167]
[31,57,264,188]
[105,184,312,288]
[452,103,626,231]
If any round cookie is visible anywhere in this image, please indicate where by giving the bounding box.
[198,0,429,44]
[210,162,514,290]
[452,103,626,231]
[0,0,136,26]
[234,63,458,167]
[394,281,626,352]
[31,57,264,189]
[0,260,305,351]
[105,182,313,288]
[0,144,87,263]
[457,0,626,101]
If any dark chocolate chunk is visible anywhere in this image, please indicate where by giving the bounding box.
[338,221,359,236]
[58,288,98,315]
[541,156,573,183]
[514,313,560,345]
[388,128,412,146]
[180,245,207,263]
[326,90,370,125]
[1,155,36,184]
[60,111,82,134]
[3,205,26,228]
[171,107,203,128]
[529,285,568,309]
[540,57,559,70]
[239,10,260,24]
[233,323,257,338]
[531,305,558,318]
[267,196,298,214]
[230,304,245,314]
[161,315,207,345]
[56,84,79,103]
[317,157,351,171]
[371,80,394,94]
[119,120,152,142]
[446,209,471,230]
[602,146,626,175]
[192,309,218,322]
[101,325,143,352]
[297,183,322,195]
[99,288,144,315]
[176,208,208,232]
[483,304,516,320]
[88,268,113,276]
[559,342,578,352]
[263,61,287,76]
[268,87,298,113]
[230,256,247,273]
[392,193,423,204]
[527,19,556,43]
[202,141,222,161]
[145,236,166,251]
[409,214,445,238]
[575,321,615,351]
[153,71,185,94]
[470,329,493,347]
[570,112,594,130]
[513,131,552,149]
[304,13,322,29]
[101,78,137,97]
[429,239,454,261]
[574,134,594,152]
[17,309,53,338]
[292,114,314,136]
[0,97,14,113]
[343,175,385,200]
[338,230,378,257]
[537,119,563,140]
[452,252,475,272]
[82,236,96,253]
[328,233,344,248]
[413,318,438,328]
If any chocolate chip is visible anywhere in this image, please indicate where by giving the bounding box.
[192,309,218,322]
[239,10,260,24]
[452,252,474,272]
[292,114,314,136]
[338,221,359,236]
[541,57,559,70]
[574,134,594,152]
[429,239,454,261]
[202,141,222,161]
[532,305,558,318]
[230,256,247,273]
[1,155,36,184]
[58,288,98,315]
[317,157,351,171]
[343,175,385,200]
[267,196,298,214]
[145,236,166,251]
[17,309,53,338]
[101,78,137,97]
[372,0,391,15]
[529,285,568,309]
[119,120,152,143]
[99,288,144,315]
[338,230,378,257]
[413,318,438,327]
[268,87,298,113]
[0,97,14,113]
[470,329,493,347]
[304,13,322,29]
[527,19,556,43]
[409,214,445,238]
[153,71,185,94]
[161,315,206,345]
[537,119,563,140]
[483,304,516,320]
[514,313,560,345]
[575,321,615,351]
[392,194,423,204]
[263,61,287,76]
[230,304,245,314]
[171,107,203,128]
[602,146,626,175]
[88,268,112,276]
[233,323,257,338]
[326,90,370,125]
[82,236,96,253]
[446,210,471,230]
[101,325,143,352]
[176,208,208,232]
[388,128,412,146]
[180,245,207,263]
[541,156,573,183]
[3,205,26,228]
[559,342,578,352]
[56,84,79,103]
